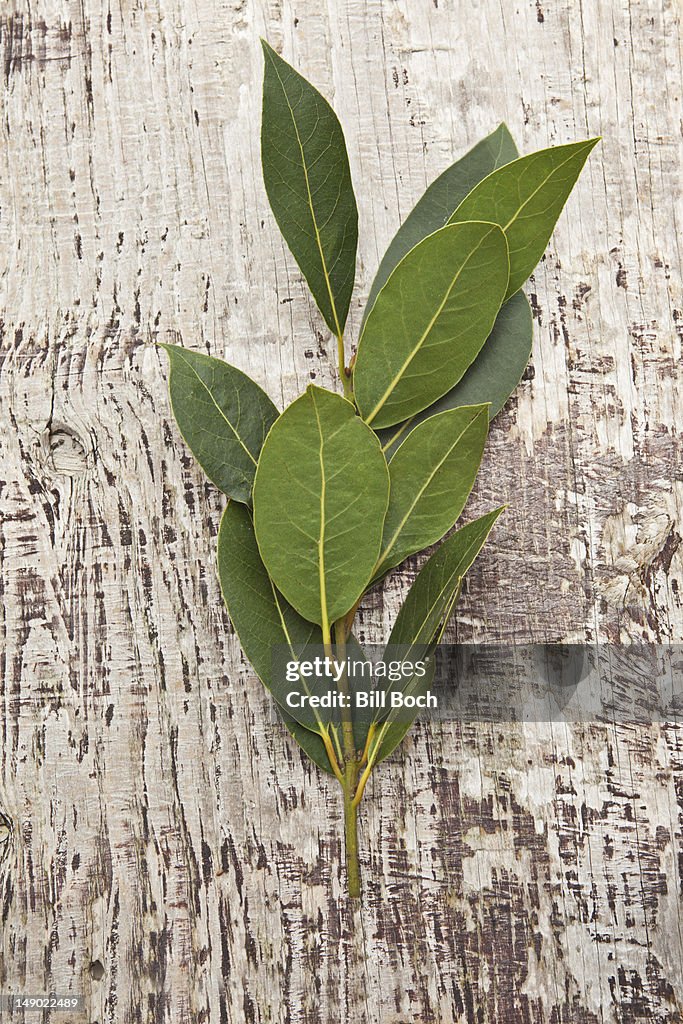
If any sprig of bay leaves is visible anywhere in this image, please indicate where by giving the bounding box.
[159,39,598,899]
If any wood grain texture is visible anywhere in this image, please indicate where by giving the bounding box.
[1,1,682,1021]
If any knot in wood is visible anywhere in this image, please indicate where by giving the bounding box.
[89,960,105,981]
[46,423,91,476]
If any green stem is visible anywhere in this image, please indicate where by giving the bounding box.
[343,765,361,898]
[334,619,361,898]
[334,621,354,762]
[336,332,353,400]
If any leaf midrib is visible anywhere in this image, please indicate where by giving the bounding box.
[363,225,497,425]
[451,143,593,236]
[266,49,343,339]
[501,144,591,233]
[310,390,331,639]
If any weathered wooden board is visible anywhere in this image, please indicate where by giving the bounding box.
[1,1,682,1021]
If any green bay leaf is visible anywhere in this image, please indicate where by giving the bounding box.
[388,507,504,651]
[371,507,504,764]
[161,344,278,504]
[362,123,518,326]
[374,404,489,580]
[450,139,600,299]
[253,386,389,634]
[217,500,336,775]
[353,221,509,430]
[261,40,358,336]
[378,290,533,459]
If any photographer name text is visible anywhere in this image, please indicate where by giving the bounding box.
[284,656,435,709]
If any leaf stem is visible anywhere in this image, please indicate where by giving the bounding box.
[320,728,345,786]
[352,757,374,809]
[333,621,356,767]
[322,618,334,663]
[342,596,362,639]
[331,726,344,766]
[334,619,361,898]
[358,723,376,769]
[343,769,361,898]
[336,332,353,400]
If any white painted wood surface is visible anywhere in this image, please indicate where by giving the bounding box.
[1,1,682,1021]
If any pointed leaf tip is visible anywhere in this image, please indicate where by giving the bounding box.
[261,44,358,336]
[450,138,600,298]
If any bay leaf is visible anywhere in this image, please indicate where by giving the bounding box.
[377,290,533,459]
[374,404,489,580]
[387,507,504,651]
[218,501,376,769]
[253,386,389,633]
[450,138,600,299]
[161,344,278,505]
[353,222,509,429]
[217,500,336,775]
[370,508,504,764]
[261,40,358,336]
